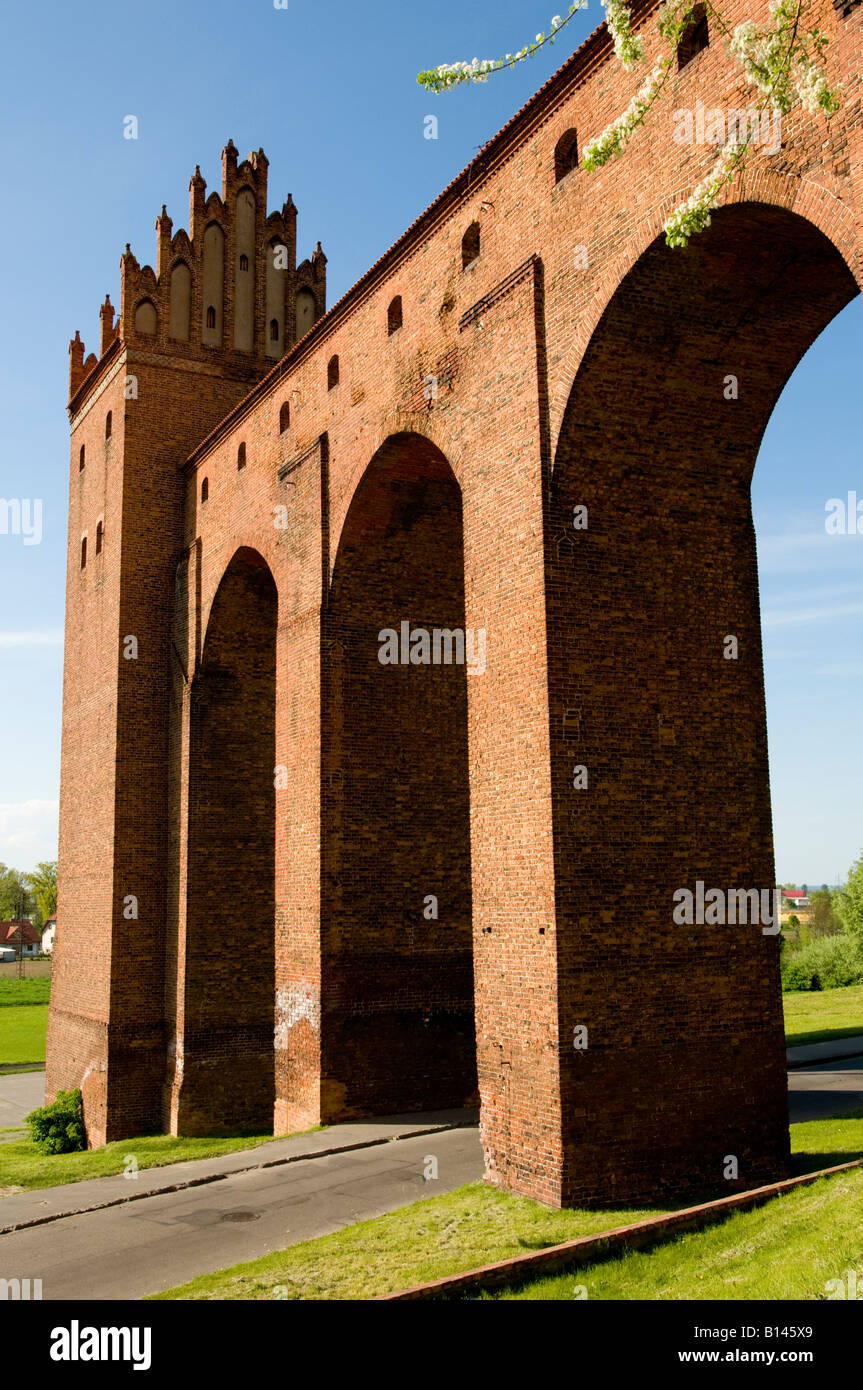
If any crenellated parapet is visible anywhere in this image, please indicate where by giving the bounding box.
[68,141,325,402]
[296,240,327,341]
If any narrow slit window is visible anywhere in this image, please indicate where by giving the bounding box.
[462,222,480,269]
[554,130,579,183]
[79,445,85,472]
[388,296,403,335]
[328,355,339,390]
[206,305,216,329]
[237,442,246,470]
[105,410,112,440]
[95,520,103,556]
[279,401,290,432]
[201,477,209,502]
[80,536,87,569]
[678,4,709,68]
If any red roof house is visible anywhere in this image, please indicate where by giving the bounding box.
[1,920,42,957]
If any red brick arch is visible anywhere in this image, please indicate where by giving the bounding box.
[322,429,476,1119]
[177,544,278,1135]
[549,172,861,457]
[332,412,467,571]
[543,179,860,1203]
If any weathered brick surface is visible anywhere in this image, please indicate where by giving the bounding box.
[50,0,863,1203]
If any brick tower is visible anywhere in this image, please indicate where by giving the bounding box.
[48,144,326,1142]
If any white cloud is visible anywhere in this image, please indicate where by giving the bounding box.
[762,600,863,629]
[0,800,59,867]
[0,630,63,647]
[813,661,863,677]
[755,529,863,576]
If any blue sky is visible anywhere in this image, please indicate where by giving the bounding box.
[0,0,860,886]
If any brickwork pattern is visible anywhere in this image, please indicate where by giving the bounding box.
[49,0,863,1203]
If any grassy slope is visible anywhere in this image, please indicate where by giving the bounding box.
[474,1168,863,1300]
[783,983,863,1047]
[149,1111,863,1301]
[0,1130,308,1195]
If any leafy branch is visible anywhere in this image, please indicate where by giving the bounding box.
[418,5,588,93]
[418,1,841,248]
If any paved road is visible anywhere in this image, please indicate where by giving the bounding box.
[787,1052,863,1122]
[0,1070,44,1129]
[0,1126,483,1300]
[1,1053,861,1301]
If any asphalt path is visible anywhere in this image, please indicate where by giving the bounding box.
[0,1070,44,1129]
[786,1051,863,1121]
[1,1053,861,1301]
[0,1125,483,1300]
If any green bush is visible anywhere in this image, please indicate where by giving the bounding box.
[781,933,863,993]
[781,959,818,992]
[25,1087,86,1154]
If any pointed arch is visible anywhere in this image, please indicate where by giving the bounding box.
[323,432,476,1118]
[181,547,278,1134]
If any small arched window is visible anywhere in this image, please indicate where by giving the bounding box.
[201,477,209,503]
[239,253,249,271]
[462,222,480,270]
[554,129,579,183]
[387,296,403,336]
[678,4,709,68]
[79,444,85,472]
[80,535,87,569]
[279,401,290,433]
[328,355,339,390]
[134,299,157,335]
[270,318,279,342]
[105,410,112,440]
[237,442,246,470]
[95,520,103,556]
[206,305,216,329]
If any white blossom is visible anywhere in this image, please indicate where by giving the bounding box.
[583,62,668,168]
[602,0,646,69]
[664,139,744,247]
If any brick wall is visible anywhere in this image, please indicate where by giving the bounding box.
[50,0,863,1201]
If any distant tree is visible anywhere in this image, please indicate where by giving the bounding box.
[24,862,57,925]
[0,864,33,922]
[836,850,863,955]
[808,889,838,938]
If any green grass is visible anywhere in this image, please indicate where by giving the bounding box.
[0,1004,48,1064]
[148,1185,668,1301]
[149,1110,863,1301]
[0,978,51,1007]
[783,983,863,1047]
[473,1169,863,1300]
[0,1129,307,1195]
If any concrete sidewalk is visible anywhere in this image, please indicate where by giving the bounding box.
[786,1035,863,1069]
[0,1108,476,1233]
